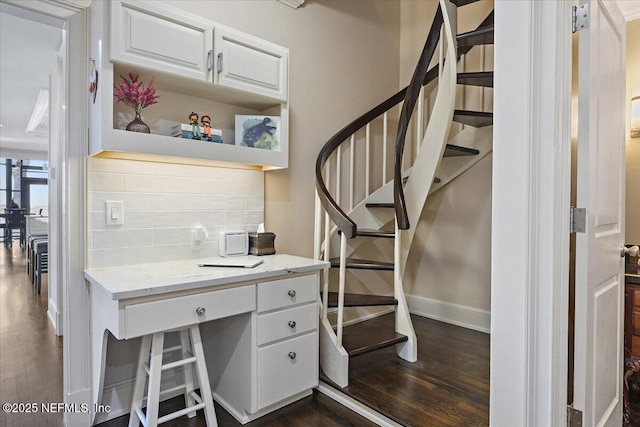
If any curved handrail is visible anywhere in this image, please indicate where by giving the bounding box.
[394,8,494,230]
[315,7,494,238]
[393,5,444,230]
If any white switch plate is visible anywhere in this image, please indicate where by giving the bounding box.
[106,201,124,225]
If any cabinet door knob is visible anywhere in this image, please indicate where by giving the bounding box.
[288,321,296,328]
[287,290,296,297]
[196,306,206,316]
[288,352,296,360]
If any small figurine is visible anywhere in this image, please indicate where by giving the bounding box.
[201,115,212,141]
[189,112,201,140]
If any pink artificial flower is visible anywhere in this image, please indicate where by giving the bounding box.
[113,73,159,114]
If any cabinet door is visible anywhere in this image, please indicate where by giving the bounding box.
[214,27,288,101]
[111,1,213,82]
[257,332,318,409]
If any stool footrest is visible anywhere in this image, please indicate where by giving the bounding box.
[162,345,182,354]
[157,402,206,425]
[161,356,196,371]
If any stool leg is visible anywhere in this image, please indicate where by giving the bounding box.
[128,335,151,427]
[179,329,196,418]
[145,332,165,427]
[189,325,217,427]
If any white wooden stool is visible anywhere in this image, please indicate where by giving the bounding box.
[128,324,217,427]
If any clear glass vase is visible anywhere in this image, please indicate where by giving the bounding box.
[125,111,150,133]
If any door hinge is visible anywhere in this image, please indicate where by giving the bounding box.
[567,405,583,427]
[570,207,586,234]
[572,4,589,33]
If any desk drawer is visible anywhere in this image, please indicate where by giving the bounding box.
[257,332,318,409]
[257,302,317,346]
[124,285,255,339]
[257,275,317,313]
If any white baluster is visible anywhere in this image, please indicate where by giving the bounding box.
[365,123,370,197]
[383,112,388,185]
[336,233,347,347]
[336,145,341,205]
[349,135,355,211]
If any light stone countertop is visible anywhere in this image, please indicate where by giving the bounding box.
[84,254,329,300]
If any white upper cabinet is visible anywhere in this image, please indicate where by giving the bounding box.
[93,1,290,169]
[110,1,213,82]
[215,27,288,102]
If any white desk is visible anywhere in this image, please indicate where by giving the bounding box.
[84,254,328,425]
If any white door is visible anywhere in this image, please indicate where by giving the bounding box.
[574,0,626,425]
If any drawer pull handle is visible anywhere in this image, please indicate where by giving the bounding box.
[288,290,296,297]
[288,352,296,360]
[288,321,296,328]
[196,306,206,316]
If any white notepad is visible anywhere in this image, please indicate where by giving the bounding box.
[197,259,264,268]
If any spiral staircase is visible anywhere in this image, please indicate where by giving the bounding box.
[314,0,495,394]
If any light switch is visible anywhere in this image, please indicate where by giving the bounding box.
[105,201,124,225]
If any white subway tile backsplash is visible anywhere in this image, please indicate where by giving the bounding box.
[90,172,125,192]
[91,192,154,211]
[88,249,125,268]
[226,180,264,196]
[87,158,263,267]
[202,195,246,210]
[123,211,155,229]
[226,210,264,226]
[245,196,265,210]
[91,158,155,175]
[153,194,203,211]
[152,228,191,245]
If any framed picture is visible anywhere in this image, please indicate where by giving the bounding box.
[235,115,281,151]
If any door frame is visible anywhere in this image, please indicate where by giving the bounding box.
[491,1,573,425]
[1,1,91,425]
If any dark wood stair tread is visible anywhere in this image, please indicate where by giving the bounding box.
[356,229,394,238]
[457,71,494,88]
[329,258,394,271]
[365,202,394,208]
[451,0,483,6]
[338,228,394,238]
[342,330,408,358]
[453,110,493,127]
[327,292,397,308]
[444,144,480,157]
[456,25,494,48]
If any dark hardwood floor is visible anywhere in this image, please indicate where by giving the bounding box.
[328,313,490,426]
[0,241,493,427]
[0,243,64,427]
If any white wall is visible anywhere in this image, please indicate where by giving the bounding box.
[86,158,264,268]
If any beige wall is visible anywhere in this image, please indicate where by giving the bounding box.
[400,0,494,314]
[163,0,401,258]
[626,19,640,244]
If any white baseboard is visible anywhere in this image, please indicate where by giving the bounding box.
[47,299,62,336]
[406,294,490,334]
